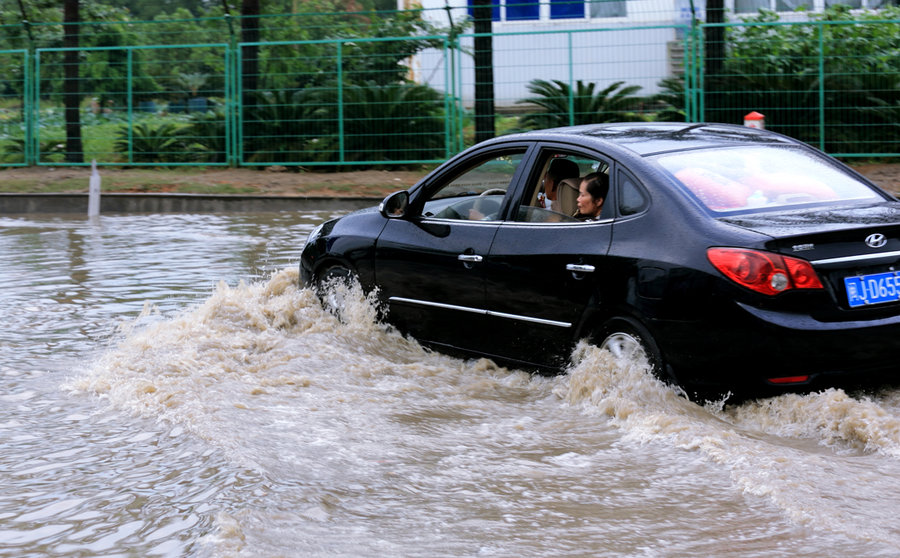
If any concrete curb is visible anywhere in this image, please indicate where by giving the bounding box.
[0,193,382,214]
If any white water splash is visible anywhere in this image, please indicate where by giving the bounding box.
[558,342,900,548]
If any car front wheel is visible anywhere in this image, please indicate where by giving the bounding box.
[314,264,356,319]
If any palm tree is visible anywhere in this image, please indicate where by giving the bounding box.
[651,76,686,122]
[517,79,645,130]
[319,81,447,164]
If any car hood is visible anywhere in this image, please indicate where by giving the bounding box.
[716,201,900,238]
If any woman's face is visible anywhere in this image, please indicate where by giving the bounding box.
[577,181,604,217]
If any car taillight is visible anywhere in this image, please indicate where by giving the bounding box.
[767,375,811,385]
[707,247,824,296]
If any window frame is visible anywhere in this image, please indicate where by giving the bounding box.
[466,0,627,22]
[414,145,532,222]
[510,144,615,225]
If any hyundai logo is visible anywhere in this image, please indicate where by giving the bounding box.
[866,233,888,249]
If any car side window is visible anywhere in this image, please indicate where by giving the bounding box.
[618,172,649,216]
[515,150,609,223]
[422,152,526,221]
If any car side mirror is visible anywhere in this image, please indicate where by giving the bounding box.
[380,190,409,219]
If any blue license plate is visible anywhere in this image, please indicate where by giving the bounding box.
[844,271,900,308]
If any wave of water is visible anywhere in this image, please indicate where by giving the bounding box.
[561,339,900,549]
[67,269,900,555]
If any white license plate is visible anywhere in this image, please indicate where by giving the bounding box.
[844,271,900,308]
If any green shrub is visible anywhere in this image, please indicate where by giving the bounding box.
[183,109,227,163]
[2,137,65,163]
[241,88,333,164]
[315,81,448,165]
[114,121,188,163]
[704,5,900,153]
[516,79,647,130]
[650,77,687,122]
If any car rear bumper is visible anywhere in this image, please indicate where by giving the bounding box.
[654,302,900,394]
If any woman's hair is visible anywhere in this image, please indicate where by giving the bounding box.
[581,172,610,201]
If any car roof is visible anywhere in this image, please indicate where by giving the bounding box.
[494,122,799,157]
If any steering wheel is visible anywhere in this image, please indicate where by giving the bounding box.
[480,188,506,196]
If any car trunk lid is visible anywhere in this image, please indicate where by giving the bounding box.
[718,201,900,315]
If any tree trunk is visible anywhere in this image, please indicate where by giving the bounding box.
[472,0,495,143]
[241,0,261,106]
[63,0,83,163]
[705,0,725,77]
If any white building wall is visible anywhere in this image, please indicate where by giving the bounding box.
[404,0,690,103]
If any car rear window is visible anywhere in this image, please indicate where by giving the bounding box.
[653,146,882,213]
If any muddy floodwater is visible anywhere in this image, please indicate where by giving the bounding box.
[5,212,900,557]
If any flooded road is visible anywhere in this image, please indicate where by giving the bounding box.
[4,212,900,557]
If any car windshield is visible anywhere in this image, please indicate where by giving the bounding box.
[653,146,882,213]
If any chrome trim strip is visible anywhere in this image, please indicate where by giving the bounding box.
[419,218,499,226]
[486,309,571,328]
[418,218,613,228]
[388,297,572,328]
[811,250,900,266]
[390,297,485,315]
[498,218,614,228]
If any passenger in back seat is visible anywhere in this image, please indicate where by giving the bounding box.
[575,172,609,221]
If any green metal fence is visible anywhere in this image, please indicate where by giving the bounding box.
[0,7,898,168]
[34,43,232,166]
[238,36,459,166]
[700,14,900,157]
[454,25,693,127]
[0,49,28,166]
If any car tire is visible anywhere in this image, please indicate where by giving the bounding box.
[314,264,356,319]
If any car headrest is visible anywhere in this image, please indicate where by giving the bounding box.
[557,177,580,216]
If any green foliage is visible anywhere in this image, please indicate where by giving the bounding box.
[316,81,448,164]
[705,5,900,152]
[241,88,333,164]
[650,77,687,122]
[183,109,227,163]
[114,121,187,163]
[241,81,448,166]
[1,137,65,163]
[516,79,647,130]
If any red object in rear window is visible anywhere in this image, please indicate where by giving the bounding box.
[707,247,824,295]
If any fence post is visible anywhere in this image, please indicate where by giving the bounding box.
[224,13,238,168]
[686,19,701,123]
[25,50,35,165]
[817,22,826,152]
[567,31,575,127]
[337,40,345,163]
[32,50,40,165]
[127,48,134,164]
[695,21,705,123]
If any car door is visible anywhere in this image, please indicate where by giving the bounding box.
[374,147,531,352]
[480,147,615,368]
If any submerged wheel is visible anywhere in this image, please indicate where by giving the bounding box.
[316,264,353,290]
[314,264,356,318]
[597,317,666,379]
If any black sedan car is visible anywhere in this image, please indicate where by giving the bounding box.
[300,122,900,399]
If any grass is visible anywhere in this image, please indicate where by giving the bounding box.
[0,174,256,195]
[0,165,431,198]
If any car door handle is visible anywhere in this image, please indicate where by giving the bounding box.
[566,264,595,273]
[458,254,484,263]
